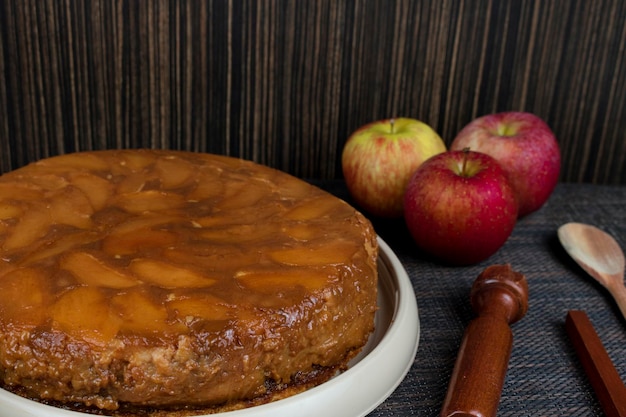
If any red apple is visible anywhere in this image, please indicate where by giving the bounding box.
[450,111,560,217]
[341,118,446,218]
[404,150,518,265]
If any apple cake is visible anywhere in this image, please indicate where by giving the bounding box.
[0,150,378,414]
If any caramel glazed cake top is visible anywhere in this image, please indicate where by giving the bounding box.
[0,150,378,414]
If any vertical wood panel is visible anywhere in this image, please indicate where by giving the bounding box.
[0,0,624,183]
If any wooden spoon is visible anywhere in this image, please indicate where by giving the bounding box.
[558,222,626,321]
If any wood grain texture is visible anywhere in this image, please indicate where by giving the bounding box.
[0,0,624,183]
[565,310,626,417]
[441,264,528,417]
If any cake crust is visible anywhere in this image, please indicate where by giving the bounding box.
[0,150,378,413]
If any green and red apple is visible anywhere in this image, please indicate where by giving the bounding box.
[450,112,560,217]
[404,149,518,265]
[341,118,446,218]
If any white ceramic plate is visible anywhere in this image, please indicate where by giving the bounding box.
[0,237,419,417]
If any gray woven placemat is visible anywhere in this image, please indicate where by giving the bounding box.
[313,181,626,417]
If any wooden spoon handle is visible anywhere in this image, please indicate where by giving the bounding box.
[607,279,626,322]
[565,310,626,417]
[440,265,528,417]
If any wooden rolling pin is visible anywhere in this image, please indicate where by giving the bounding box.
[441,264,528,417]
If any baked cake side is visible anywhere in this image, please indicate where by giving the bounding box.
[0,150,378,413]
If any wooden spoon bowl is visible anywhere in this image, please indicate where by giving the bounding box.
[558,222,626,321]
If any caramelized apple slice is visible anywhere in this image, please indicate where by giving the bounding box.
[60,251,140,288]
[0,221,9,236]
[69,173,114,211]
[272,176,315,198]
[0,267,50,325]
[193,213,241,228]
[215,181,266,210]
[284,195,349,220]
[21,231,101,265]
[48,186,94,229]
[194,202,282,227]
[102,229,179,257]
[109,214,184,235]
[268,240,358,266]
[282,223,322,241]
[235,267,333,292]
[207,153,247,169]
[51,286,121,345]
[23,173,68,191]
[155,156,195,189]
[163,246,260,272]
[167,294,235,322]
[112,190,187,214]
[0,181,43,201]
[2,208,51,251]
[285,223,359,243]
[0,203,22,220]
[39,152,110,172]
[111,288,179,334]
[199,223,281,244]
[129,258,217,288]
[117,150,156,171]
[186,177,224,201]
[115,171,149,194]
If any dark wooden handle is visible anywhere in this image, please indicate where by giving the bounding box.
[441,265,528,417]
[565,310,626,417]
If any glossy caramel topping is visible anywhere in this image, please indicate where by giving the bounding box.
[0,150,374,348]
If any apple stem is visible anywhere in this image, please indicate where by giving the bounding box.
[461,147,470,176]
[390,118,396,134]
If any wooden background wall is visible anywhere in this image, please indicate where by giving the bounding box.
[0,0,625,184]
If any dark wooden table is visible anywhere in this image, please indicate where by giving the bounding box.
[313,181,626,417]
